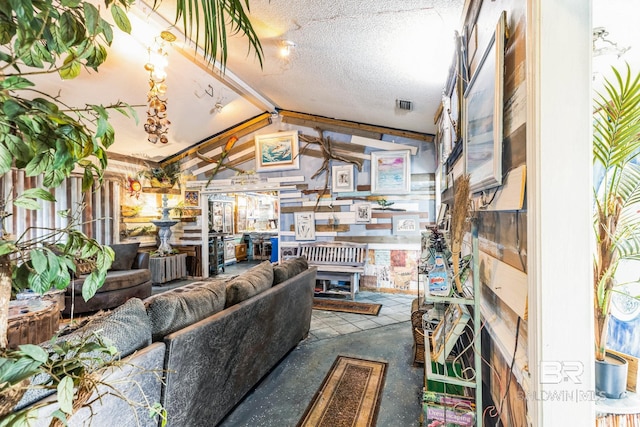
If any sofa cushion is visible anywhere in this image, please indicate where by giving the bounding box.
[110,243,140,271]
[15,298,152,411]
[225,261,274,307]
[145,280,227,341]
[59,297,152,357]
[67,269,152,295]
[273,256,309,285]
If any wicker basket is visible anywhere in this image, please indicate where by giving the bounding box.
[0,379,29,418]
[411,298,429,365]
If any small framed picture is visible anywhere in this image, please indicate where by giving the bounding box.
[392,215,420,235]
[255,130,300,172]
[332,164,355,193]
[184,190,200,207]
[354,203,371,223]
[294,212,316,241]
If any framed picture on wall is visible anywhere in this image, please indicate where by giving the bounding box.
[255,130,300,172]
[392,215,421,235]
[463,11,506,193]
[332,164,355,193]
[370,150,411,194]
[184,190,199,207]
[294,211,316,241]
[354,203,371,223]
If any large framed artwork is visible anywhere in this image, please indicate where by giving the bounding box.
[254,130,300,172]
[464,11,506,193]
[370,150,411,194]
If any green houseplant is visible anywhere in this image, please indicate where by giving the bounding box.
[1,0,263,422]
[593,64,640,397]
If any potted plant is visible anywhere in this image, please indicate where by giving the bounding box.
[139,162,182,189]
[593,64,640,398]
[1,0,263,421]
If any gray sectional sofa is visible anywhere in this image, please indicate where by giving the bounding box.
[15,258,316,427]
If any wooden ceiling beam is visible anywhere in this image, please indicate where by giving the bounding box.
[279,110,434,143]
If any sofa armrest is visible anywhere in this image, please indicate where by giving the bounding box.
[132,252,150,270]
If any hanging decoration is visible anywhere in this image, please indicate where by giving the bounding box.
[126,176,142,199]
[144,31,176,144]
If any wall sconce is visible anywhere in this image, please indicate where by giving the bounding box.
[144,30,175,144]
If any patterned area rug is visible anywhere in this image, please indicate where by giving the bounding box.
[312,299,382,316]
[297,356,387,427]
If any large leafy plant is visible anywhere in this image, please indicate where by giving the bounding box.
[0,0,265,346]
[0,0,137,348]
[593,64,640,361]
[0,0,262,422]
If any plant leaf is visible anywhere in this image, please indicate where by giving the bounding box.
[18,344,48,363]
[21,188,56,202]
[111,5,131,34]
[58,376,74,414]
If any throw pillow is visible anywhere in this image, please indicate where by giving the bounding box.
[225,261,274,307]
[273,256,309,285]
[109,242,140,271]
[15,298,152,411]
[59,297,152,358]
[145,280,227,341]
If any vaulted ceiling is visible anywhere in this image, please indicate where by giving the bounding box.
[31,0,466,162]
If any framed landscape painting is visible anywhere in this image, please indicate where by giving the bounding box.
[463,11,506,193]
[370,150,411,194]
[255,130,300,172]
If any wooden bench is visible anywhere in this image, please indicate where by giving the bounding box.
[298,242,368,300]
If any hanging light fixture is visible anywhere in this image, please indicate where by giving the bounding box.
[144,31,176,144]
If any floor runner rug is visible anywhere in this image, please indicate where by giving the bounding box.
[312,299,382,316]
[297,356,387,427]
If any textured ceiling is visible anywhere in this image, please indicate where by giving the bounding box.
[221,0,466,134]
[31,0,466,161]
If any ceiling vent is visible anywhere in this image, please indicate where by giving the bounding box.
[396,99,413,111]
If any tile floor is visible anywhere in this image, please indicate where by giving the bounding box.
[156,262,424,426]
[307,291,414,341]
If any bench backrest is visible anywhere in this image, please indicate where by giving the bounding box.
[299,242,368,267]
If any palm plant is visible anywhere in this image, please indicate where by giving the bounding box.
[160,0,264,70]
[593,64,640,362]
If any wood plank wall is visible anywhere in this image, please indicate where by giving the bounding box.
[443,0,529,424]
[1,170,119,245]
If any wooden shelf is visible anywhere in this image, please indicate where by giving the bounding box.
[142,187,181,195]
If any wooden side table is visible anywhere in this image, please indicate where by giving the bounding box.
[150,253,187,285]
[8,299,59,348]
